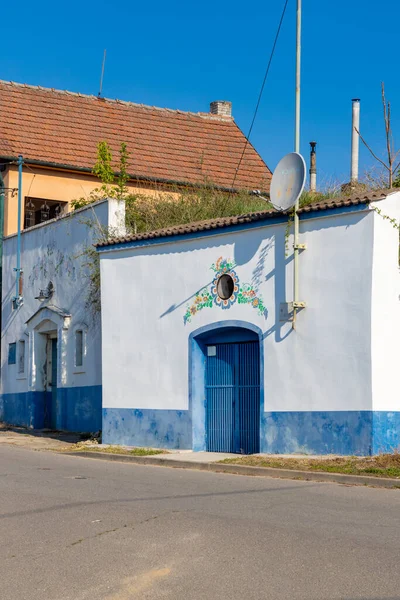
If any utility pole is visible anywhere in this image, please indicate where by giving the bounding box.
[293,0,303,328]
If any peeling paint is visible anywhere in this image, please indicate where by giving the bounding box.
[102,408,191,449]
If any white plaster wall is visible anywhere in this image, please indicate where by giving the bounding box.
[100,206,376,413]
[371,192,400,411]
[1,199,125,395]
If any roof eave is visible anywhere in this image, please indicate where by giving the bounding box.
[96,189,393,250]
[0,155,268,194]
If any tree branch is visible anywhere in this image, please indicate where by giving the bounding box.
[355,127,390,172]
[392,161,400,176]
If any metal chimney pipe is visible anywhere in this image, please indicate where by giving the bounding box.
[309,141,317,191]
[351,99,360,183]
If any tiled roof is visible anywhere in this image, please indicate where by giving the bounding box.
[97,190,390,248]
[0,80,271,190]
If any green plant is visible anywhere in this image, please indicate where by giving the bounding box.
[71,141,130,210]
[116,142,129,199]
[93,141,114,185]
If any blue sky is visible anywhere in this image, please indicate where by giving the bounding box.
[2,0,399,188]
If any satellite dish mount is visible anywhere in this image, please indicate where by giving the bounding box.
[268,152,307,326]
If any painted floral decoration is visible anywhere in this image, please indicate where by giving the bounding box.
[183,257,266,324]
[211,267,239,309]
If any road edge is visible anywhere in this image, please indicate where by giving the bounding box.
[64,451,400,488]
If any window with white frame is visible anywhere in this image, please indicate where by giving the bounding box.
[17,340,26,375]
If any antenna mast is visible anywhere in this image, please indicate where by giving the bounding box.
[98,49,107,97]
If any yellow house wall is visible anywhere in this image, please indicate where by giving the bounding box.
[4,165,175,236]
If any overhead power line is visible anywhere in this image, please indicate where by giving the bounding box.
[231,0,289,191]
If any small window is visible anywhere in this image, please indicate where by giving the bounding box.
[8,343,16,365]
[24,197,67,229]
[18,340,25,374]
[217,274,234,300]
[75,330,83,368]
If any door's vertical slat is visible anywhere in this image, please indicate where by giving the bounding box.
[237,341,260,454]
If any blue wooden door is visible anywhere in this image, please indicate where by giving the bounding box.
[206,341,260,454]
[50,339,58,429]
[43,338,58,429]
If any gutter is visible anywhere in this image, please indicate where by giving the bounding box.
[0,155,270,195]
[65,451,400,489]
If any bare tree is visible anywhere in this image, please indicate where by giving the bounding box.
[356,82,400,188]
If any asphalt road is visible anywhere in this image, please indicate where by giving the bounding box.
[1,446,399,600]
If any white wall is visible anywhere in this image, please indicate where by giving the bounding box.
[1,198,125,396]
[100,204,377,414]
[371,193,400,412]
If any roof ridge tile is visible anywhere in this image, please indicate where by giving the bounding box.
[0,78,231,120]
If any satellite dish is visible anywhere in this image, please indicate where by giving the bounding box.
[270,152,306,212]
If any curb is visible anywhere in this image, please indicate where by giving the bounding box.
[64,451,400,489]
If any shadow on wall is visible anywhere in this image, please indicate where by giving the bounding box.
[1,280,22,336]
[256,228,293,343]
[159,276,216,319]
[234,225,293,343]
[158,237,239,319]
[157,227,293,344]
[232,229,266,267]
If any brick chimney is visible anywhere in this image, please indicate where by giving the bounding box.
[210,101,232,117]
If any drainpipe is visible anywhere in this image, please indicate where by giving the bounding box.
[13,155,23,308]
[309,141,317,192]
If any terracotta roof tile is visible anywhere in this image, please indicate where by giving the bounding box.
[0,80,271,190]
[97,190,391,248]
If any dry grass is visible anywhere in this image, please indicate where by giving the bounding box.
[125,189,269,234]
[219,453,400,478]
[62,443,168,456]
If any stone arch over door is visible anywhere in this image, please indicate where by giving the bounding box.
[189,320,264,452]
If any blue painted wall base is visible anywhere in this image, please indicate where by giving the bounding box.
[1,391,48,429]
[261,411,400,456]
[5,389,397,454]
[372,412,400,455]
[102,408,400,455]
[102,408,192,449]
[0,386,102,433]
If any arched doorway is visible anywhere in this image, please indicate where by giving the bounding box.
[190,321,263,454]
[25,305,71,429]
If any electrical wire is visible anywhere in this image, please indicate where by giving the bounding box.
[22,162,38,197]
[231,0,289,191]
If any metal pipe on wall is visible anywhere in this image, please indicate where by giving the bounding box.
[351,99,360,183]
[309,141,317,192]
[14,155,23,307]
